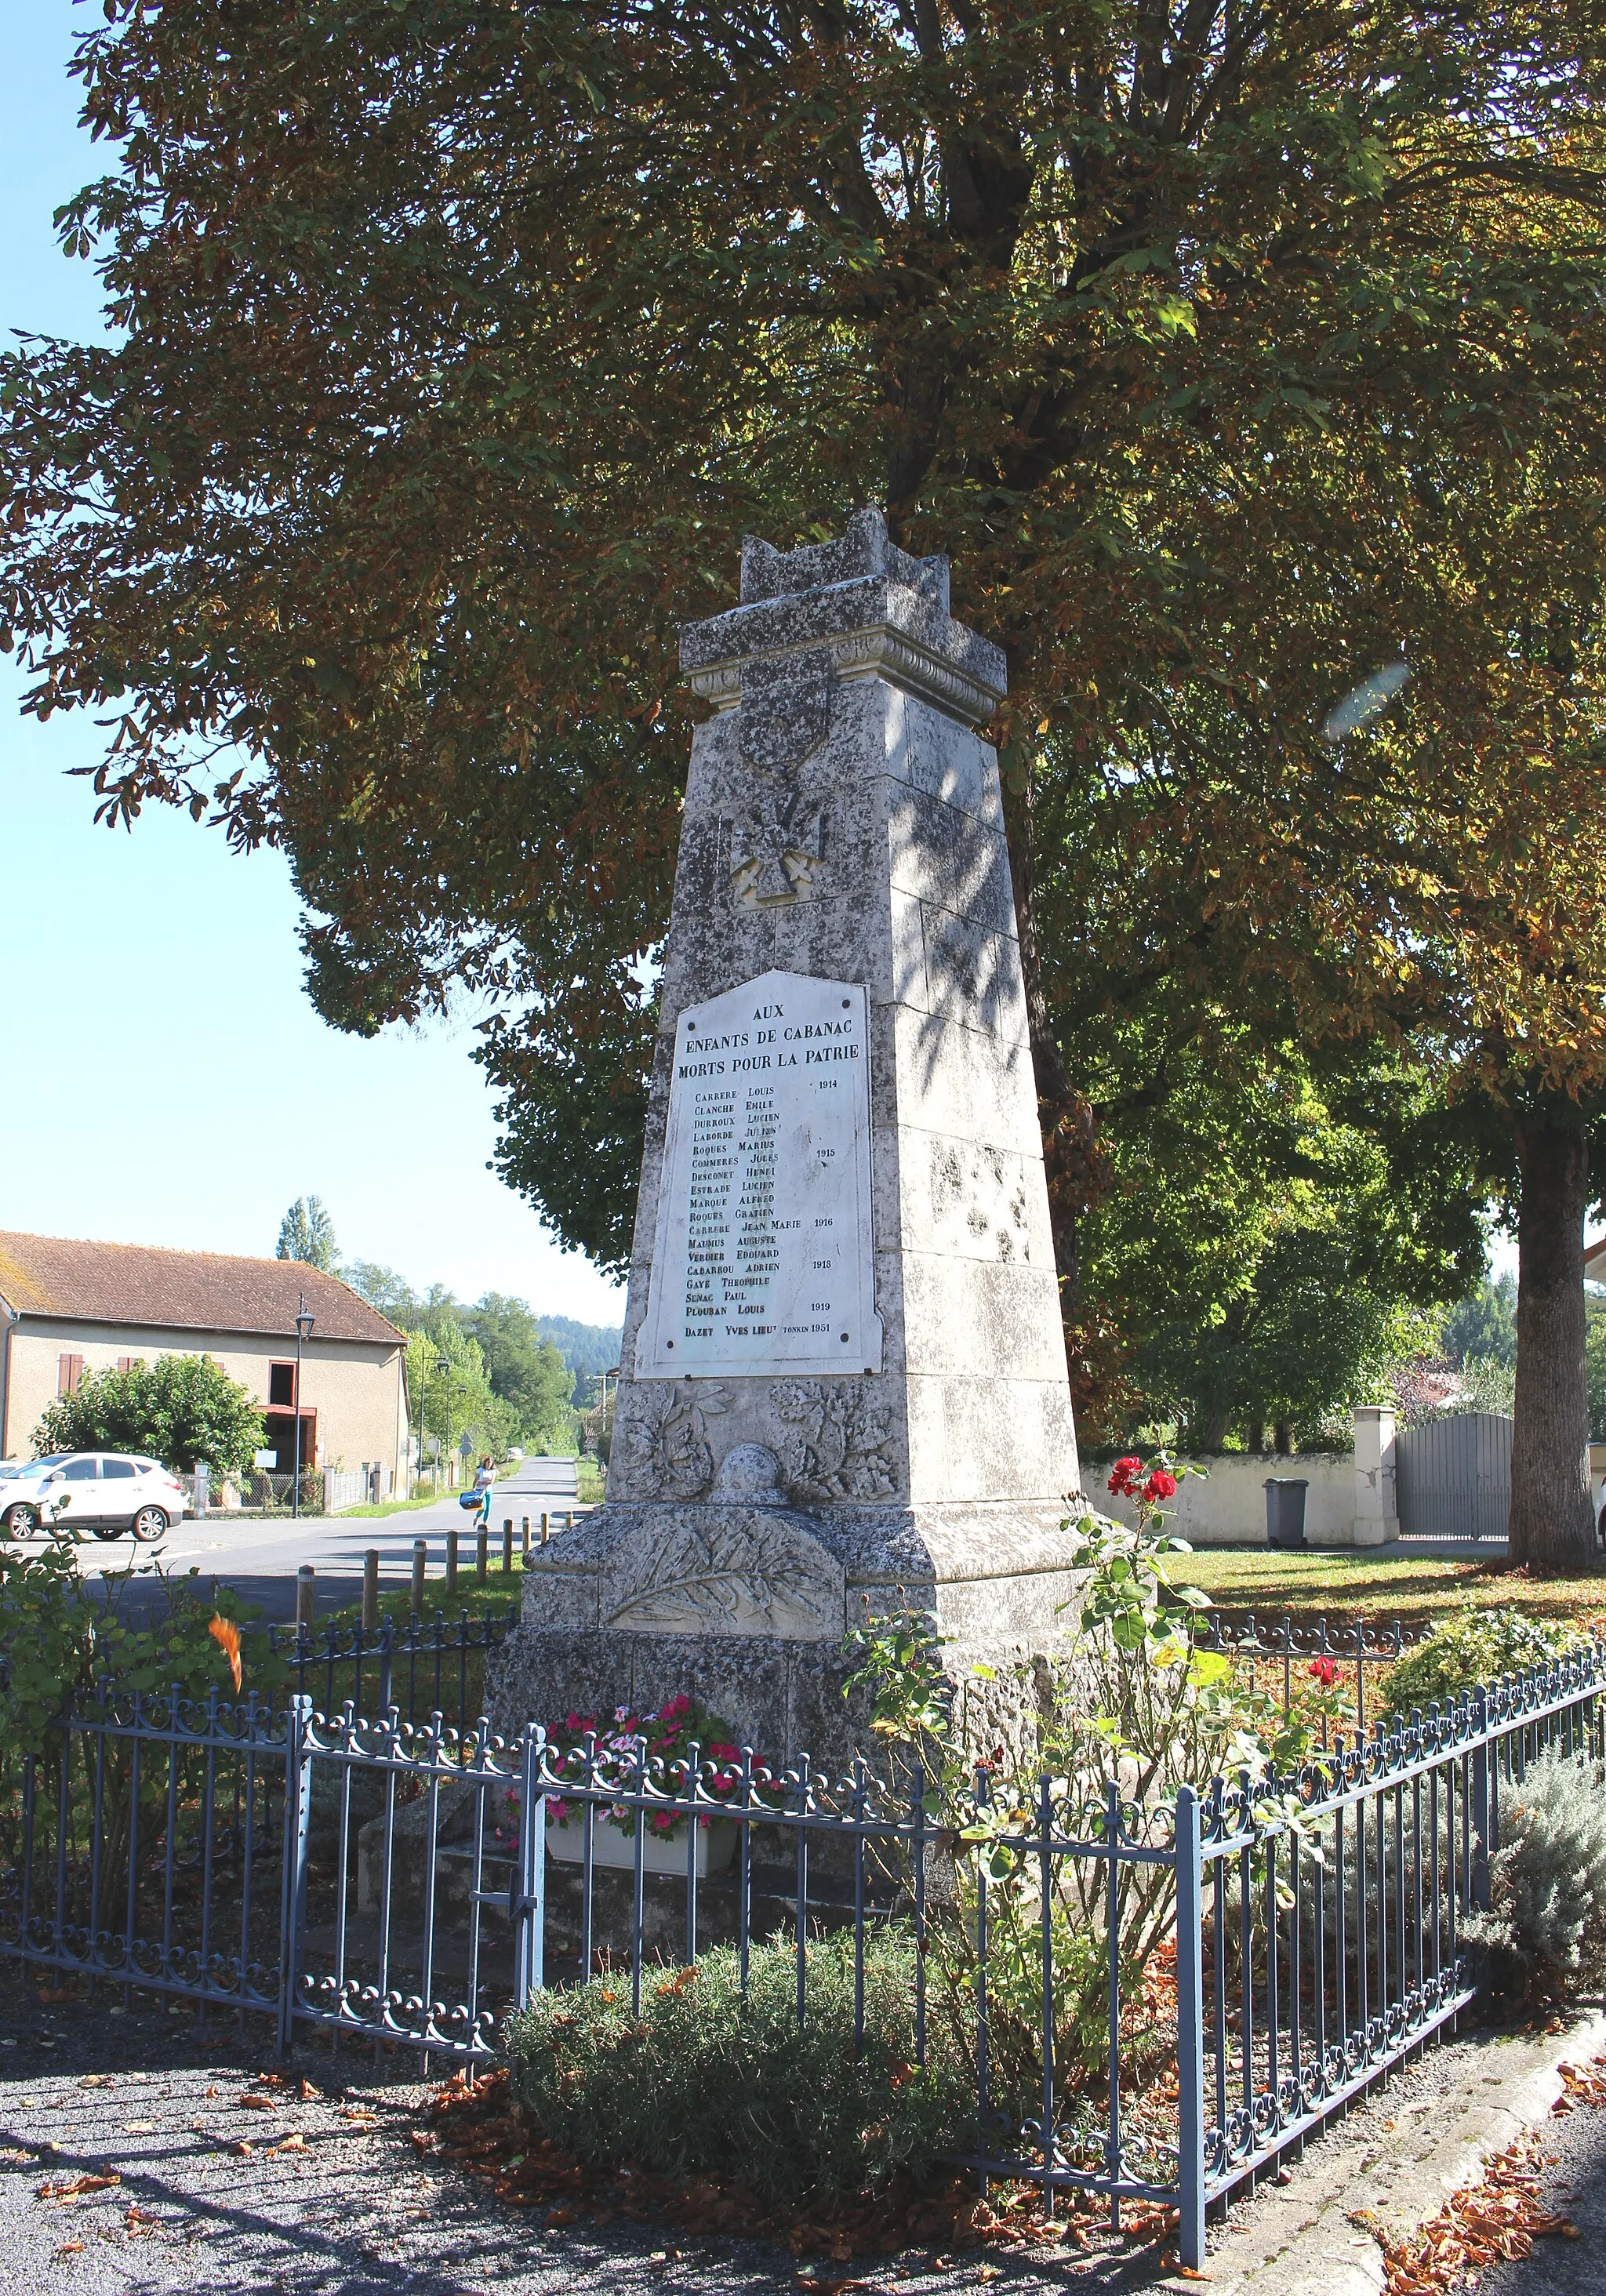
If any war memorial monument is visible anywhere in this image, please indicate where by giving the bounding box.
[494,510,1082,1763]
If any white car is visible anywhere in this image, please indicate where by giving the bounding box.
[0,1453,185,1543]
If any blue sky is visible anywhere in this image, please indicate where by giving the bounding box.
[0,4,624,1322]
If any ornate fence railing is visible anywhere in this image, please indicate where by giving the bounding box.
[245,1605,520,1736]
[1,1634,1601,2272]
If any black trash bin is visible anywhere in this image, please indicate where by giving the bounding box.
[1265,1477,1310,1551]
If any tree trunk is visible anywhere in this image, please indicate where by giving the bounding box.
[1246,1419,1265,1455]
[1274,1422,1293,1456]
[1509,1113,1595,1571]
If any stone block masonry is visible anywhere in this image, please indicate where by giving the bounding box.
[492,510,1083,1768]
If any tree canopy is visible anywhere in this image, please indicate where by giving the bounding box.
[5,0,1606,1555]
[275,1195,339,1272]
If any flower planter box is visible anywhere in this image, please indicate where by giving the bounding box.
[546,1812,738,1878]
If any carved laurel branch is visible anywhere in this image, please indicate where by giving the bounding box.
[623,1382,728,1501]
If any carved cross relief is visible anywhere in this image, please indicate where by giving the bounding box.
[725,645,833,910]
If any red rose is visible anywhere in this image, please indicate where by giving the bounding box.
[1108,1455,1144,1498]
[1309,1656,1340,1688]
[1143,1470,1177,1502]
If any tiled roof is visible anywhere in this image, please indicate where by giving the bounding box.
[0,1231,405,1346]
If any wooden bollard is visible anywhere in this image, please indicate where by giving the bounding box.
[540,1512,550,1544]
[476,1523,489,1582]
[296,1564,314,1632]
[565,1509,575,1534]
[502,1519,514,1575]
[521,1515,531,1560]
[445,1528,459,1596]
[362,1548,380,1633]
[411,1538,426,1615]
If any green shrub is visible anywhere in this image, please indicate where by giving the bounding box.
[34,1352,266,1480]
[1384,1609,1579,1714]
[1463,1749,1606,1996]
[500,1931,969,2205]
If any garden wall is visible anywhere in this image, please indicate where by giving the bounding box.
[1100,1451,1357,1546]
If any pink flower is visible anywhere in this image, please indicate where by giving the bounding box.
[650,1812,674,1834]
[707,1742,740,1760]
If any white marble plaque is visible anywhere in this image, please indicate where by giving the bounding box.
[637,969,883,1378]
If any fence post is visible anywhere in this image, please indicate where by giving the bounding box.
[512,1722,547,2011]
[295,1564,314,1633]
[362,1549,380,1634]
[1174,1784,1207,2272]
[477,1524,489,1583]
[521,1515,531,1560]
[540,1512,550,1543]
[503,1517,514,1575]
[1471,1687,1492,1911]
[446,1529,459,1597]
[411,1539,426,1615]
[277,1695,314,2058]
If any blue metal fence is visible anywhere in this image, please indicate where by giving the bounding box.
[2,1637,1601,2271]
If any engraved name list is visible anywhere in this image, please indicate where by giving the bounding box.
[636,969,882,1379]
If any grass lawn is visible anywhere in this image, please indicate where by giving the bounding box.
[1179,1545,1606,1633]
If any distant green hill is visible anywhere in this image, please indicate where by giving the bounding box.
[533,1316,623,1379]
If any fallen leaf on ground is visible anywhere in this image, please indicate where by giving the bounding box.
[1353,2133,1573,2294]
[77,2076,113,2091]
[270,2134,307,2155]
[120,2123,156,2136]
[50,2242,84,2260]
[237,2093,278,2112]
[423,2065,1151,2264]
[38,2174,120,2203]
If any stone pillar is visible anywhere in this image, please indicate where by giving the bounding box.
[492,511,1081,1766]
[1352,1405,1400,1546]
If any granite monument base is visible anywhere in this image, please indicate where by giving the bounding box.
[487,1490,1081,1773]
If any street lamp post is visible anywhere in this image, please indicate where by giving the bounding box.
[293,1298,315,1520]
[435,1353,453,1490]
[415,1346,427,1496]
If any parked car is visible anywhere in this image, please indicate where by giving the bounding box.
[0,1453,185,1543]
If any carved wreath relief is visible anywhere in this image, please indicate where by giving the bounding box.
[624,1378,895,1506]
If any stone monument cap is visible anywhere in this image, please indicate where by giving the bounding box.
[679,505,1007,728]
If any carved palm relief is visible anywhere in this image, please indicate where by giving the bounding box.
[607,1515,842,1639]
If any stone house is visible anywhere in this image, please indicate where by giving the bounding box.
[0,1230,409,1489]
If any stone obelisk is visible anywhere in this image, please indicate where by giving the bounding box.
[493,510,1081,1764]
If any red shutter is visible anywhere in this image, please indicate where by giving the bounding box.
[116,1357,134,1375]
[58,1353,84,1397]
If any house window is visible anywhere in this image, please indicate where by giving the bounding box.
[57,1353,84,1397]
[268,1361,296,1408]
[116,1357,135,1375]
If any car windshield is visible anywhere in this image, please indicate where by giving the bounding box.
[27,1455,67,1473]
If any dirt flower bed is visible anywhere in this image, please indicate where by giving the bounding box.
[421,2065,1183,2272]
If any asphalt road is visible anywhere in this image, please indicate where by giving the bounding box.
[71,1459,587,1624]
[1470,2092,1606,2296]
